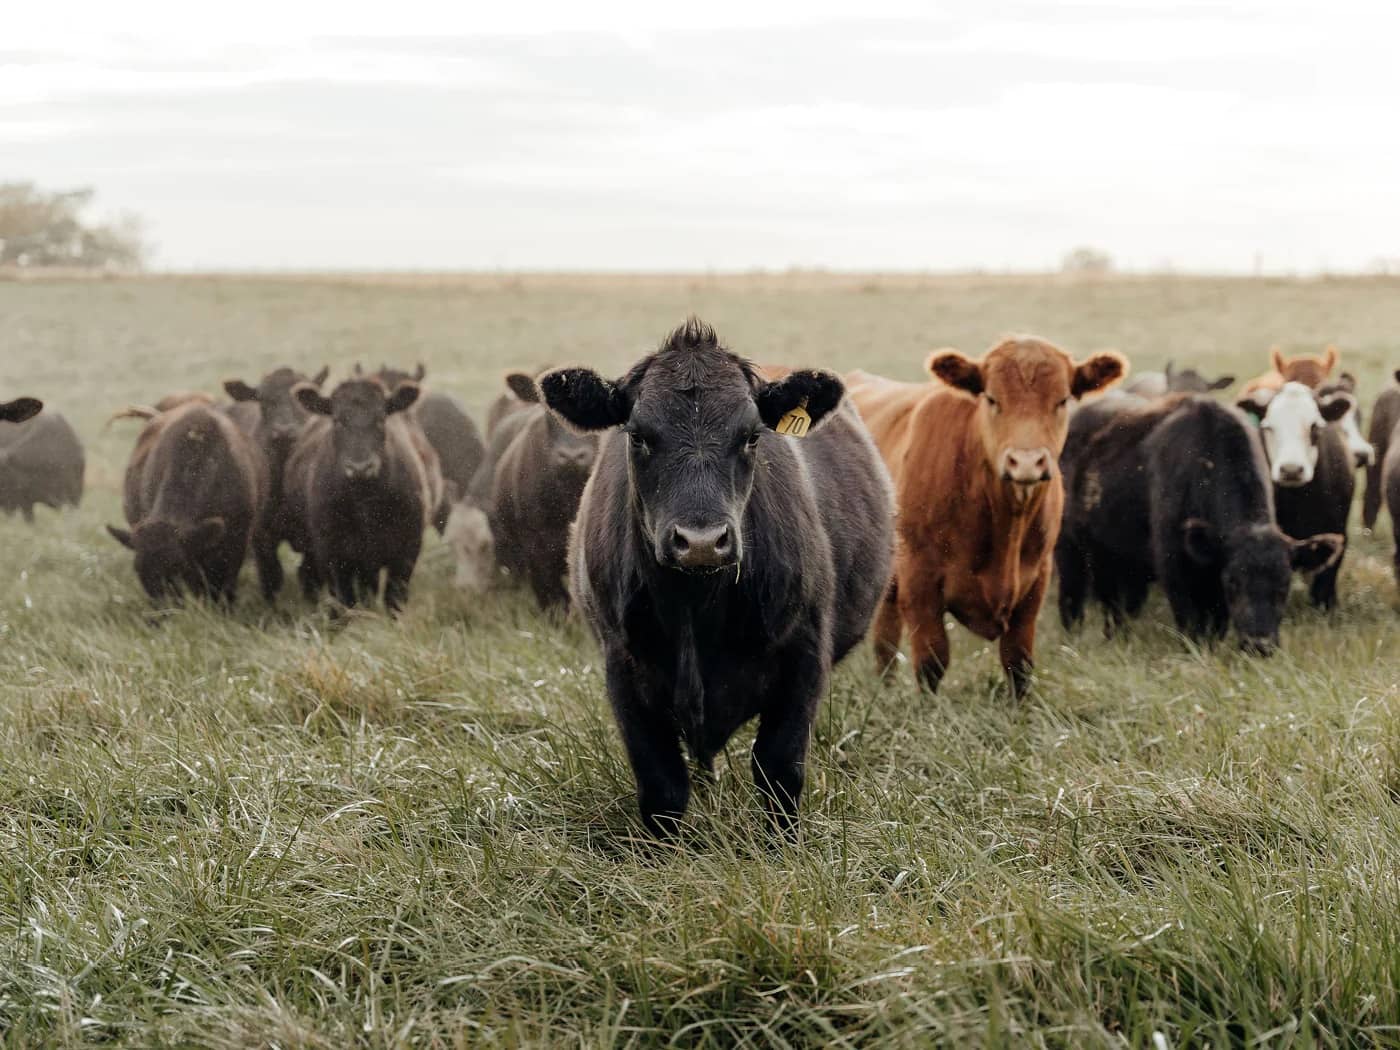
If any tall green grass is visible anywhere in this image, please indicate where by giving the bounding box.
[1,275,1398,1046]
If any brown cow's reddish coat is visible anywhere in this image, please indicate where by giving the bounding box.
[848,337,1126,696]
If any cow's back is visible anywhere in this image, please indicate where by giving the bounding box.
[787,403,895,661]
[1146,398,1272,539]
[415,392,485,496]
[844,371,931,480]
[0,412,84,510]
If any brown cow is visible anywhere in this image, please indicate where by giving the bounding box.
[848,337,1126,696]
[108,402,266,603]
[1240,345,1340,399]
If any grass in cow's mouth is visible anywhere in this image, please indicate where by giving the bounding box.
[2,273,1399,1046]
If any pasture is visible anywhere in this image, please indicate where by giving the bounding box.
[3,272,1400,1047]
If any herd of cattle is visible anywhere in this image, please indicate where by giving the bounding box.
[3,323,1400,834]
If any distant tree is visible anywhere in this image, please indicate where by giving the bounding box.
[1061,246,1114,275]
[0,182,147,269]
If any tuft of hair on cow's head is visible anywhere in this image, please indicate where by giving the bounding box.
[504,371,542,404]
[542,317,842,573]
[0,397,43,424]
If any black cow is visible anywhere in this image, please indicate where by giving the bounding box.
[1121,360,1234,398]
[1363,371,1400,532]
[367,363,486,526]
[108,403,265,603]
[541,318,894,837]
[1237,381,1355,609]
[1,401,83,521]
[1057,392,1162,634]
[1058,395,1343,652]
[489,378,598,610]
[224,366,329,599]
[282,379,439,613]
[443,371,542,595]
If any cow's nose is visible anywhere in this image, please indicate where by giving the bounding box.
[554,446,594,470]
[1002,448,1052,484]
[668,523,735,570]
[344,457,381,480]
[1276,464,1306,485]
[1356,448,1375,468]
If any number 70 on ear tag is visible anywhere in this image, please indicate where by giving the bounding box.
[775,398,811,437]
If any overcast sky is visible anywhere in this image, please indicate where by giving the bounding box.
[5,1,1399,272]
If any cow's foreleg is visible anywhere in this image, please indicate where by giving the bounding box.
[753,642,825,838]
[898,564,949,693]
[872,580,902,680]
[606,650,689,838]
[253,529,283,602]
[1000,570,1047,700]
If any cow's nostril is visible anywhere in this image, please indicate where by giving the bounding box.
[714,526,732,555]
[671,526,689,555]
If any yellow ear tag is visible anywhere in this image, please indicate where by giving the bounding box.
[775,398,811,438]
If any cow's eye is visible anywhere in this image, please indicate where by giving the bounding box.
[984,394,999,411]
[1311,424,1322,444]
[1056,398,1069,410]
[744,430,761,451]
[627,430,650,454]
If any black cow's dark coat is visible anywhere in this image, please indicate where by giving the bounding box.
[489,401,597,609]
[224,366,328,600]
[1241,394,1356,610]
[541,319,894,836]
[1056,392,1168,632]
[1058,395,1342,652]
[365,364,479,532]
[0,405,83,521]
[282,379,436,612]
[108,403,265,602]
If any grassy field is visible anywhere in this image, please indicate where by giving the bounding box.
[2,273,1400,1047]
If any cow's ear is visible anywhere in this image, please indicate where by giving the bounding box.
[756,369,844,432]
[1182,518,1222,566]
[311,366,329,386]
[1209,374,1235,391]
[0,397,42,423]
[183,517,226,552]
[1318,391,1354,424]
[352,362,364,377]
[539,368,629,431]
[1071,352,1127,399]
[1270,347,1287,374]
[1290,532,1343,574]
[413,363,427,382]
[1322,345,1339,373]
[223,379,258,402]
[107,525,135,549]
[504,371,541,404]
[385,382,420,415]
[1336,371,1357,393]
[926,350,983,395]
[1236,391,1271,423]
[1394,369,1400,386]
[294,383,333,416]
[1164,359,1175,380]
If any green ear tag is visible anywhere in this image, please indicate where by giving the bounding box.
[775,398,811,437]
